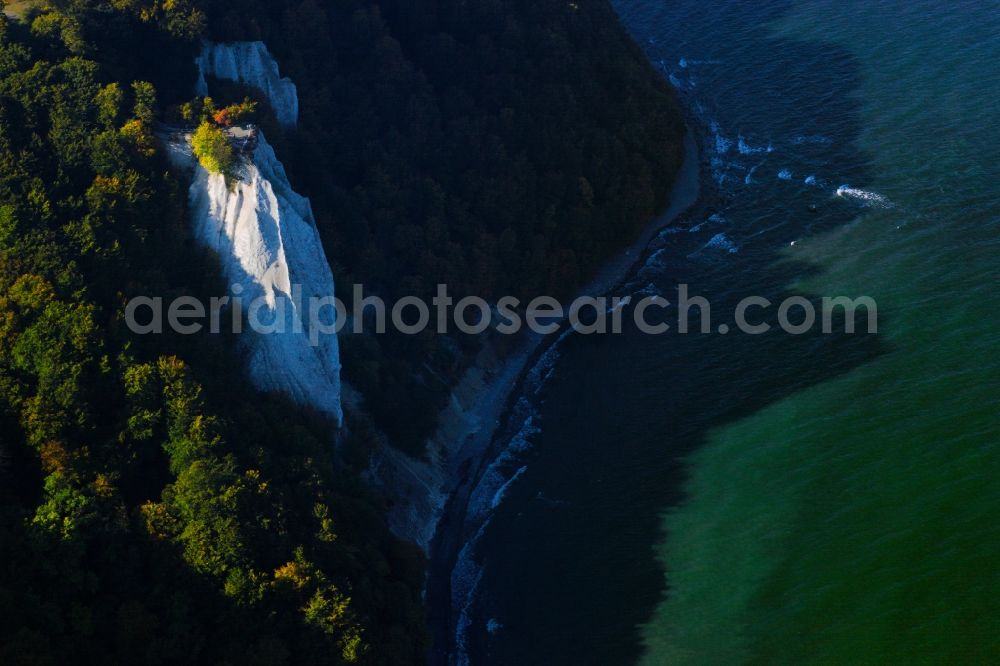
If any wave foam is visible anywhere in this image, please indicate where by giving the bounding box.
[836,185,894,208]
[689,232,739,257]
[737,136,774,155]
[452,402,545,663]
[689,213,726,235]
[679,57,723,68]
[711,122,733,155]
[792,134,833,145]
[452,524,488,666]
[710,157,748,185]
[633,282,660,297]
[491,466,528,510]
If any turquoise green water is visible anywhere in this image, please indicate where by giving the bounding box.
[644,2,1000,662]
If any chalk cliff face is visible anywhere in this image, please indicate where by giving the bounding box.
[170,41,341,423]
[182,40,463,546]
[195,41,299,127]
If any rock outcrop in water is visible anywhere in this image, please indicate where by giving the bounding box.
[196,41,299,127]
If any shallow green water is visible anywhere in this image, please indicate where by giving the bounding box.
[643,1,1000,662]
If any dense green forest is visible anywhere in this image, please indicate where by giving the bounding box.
[0,0,682,663]
[206,0,686,450]
[0,2,424,663]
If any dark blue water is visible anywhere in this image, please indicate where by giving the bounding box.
[442,1,1000,663]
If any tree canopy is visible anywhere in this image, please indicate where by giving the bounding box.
[0,3,427,663]
[0,0,683,661]
[193,0,685,452]
[192,119,235,176]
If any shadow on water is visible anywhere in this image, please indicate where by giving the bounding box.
[432,0,892,663]
[470,268,886,666]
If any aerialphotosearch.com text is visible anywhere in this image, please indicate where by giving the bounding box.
[125,283,878,344]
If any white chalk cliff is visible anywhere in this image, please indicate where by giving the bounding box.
[196,41,299,127]
[168,41,341,424]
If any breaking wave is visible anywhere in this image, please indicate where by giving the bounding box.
[491,466,529,511]
[451,323,575,663]
[712,123,734,154]
[689,232,740,257]
[836,185,894,208]
[452,525,487,666]
[792,134,833,145]
[737,135,775,155]
[689,212,727,234]
[679,57,724,68]
[452,413,540,666]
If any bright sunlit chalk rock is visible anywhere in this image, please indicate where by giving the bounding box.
[166,134,343,425]
[185,41,340,423]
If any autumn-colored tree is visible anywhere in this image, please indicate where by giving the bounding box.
[191,120,235,176]
[212,97,257,127]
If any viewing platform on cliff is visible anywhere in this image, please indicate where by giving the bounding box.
[225,124,258,153]
[154,122,259,156]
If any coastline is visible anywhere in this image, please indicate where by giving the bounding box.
[370,126,701,555]
[421,125,702,661]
